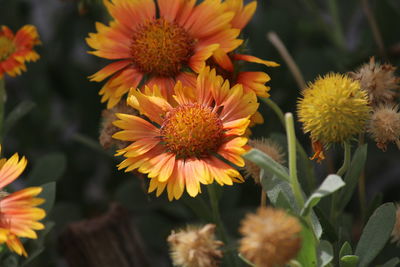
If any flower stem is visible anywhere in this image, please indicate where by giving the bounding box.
[337,141,351,177]
[0,78,5,146]
[331,141,351,222]
[285,113,305,210]
[207,184,237,267]
[262,97,316,192]
[327,0,346,50]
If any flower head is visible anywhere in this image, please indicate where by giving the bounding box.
[350,57,400,106]
[167,224,223,267]
[0,25,40,78]
[368,105,400,151]
[244,138,285,183]
[239,207,302,267]
[0,148,46,256]
[87,0,245,108]
[297,73,371,159]
[113,67,258,200]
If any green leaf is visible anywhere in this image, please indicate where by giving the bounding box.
[261,173,322,238]
[317,240,333,266]
[3,100,36,136]
[301,174,345,216]
[314,207,338,242]
[244,148,290,182]
[339,241,352,259]
[261,173,296,210]
[379,257,400,267]
[337,144,367,212]
[39,182,57,215]
[355,203,397,267]
[340,255,359,267]
[26,153,66,186]
[296,222,317,267]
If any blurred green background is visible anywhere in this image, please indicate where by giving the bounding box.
[1,0,400,266]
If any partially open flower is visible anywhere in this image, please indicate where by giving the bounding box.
[239,207,301,267]
[297,73,371,161]
[244,138,285,183]
[392,204,400,245]
[350,57,400,106]
[167,224,223,267]
[368,105,400,151]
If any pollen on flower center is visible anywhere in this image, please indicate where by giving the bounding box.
[160,104,224,158]
[0,37,16,61]
[131,18,195,77]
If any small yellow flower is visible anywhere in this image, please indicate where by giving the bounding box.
[368,105,400,151]
[297,73,371,160]
[244,138,285,183]
[239,207,301,267]
[167,224,223,267]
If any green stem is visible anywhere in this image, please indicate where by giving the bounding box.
[327,0,346,50]
[0,78,5,146]
[285,113,305,210]
[262,97,316,192]
[331,141,351,222]
[337,141,351,177]
[207,184,237,267]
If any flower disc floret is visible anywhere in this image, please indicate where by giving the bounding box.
[161,104,224,158]
[0,37,16,60]
[131,19,195,77]
[298,73,371,144]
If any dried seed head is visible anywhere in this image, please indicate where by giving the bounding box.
[99,101,137,149]
[350,57,400,106]
[392,204,400,245]
[239,207,302,267]
[167,224,223,267]
[368,105,400,151]
[244,138,285,183]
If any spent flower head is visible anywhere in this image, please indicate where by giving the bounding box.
[239,207,301,267]
[368,105,400,151]
[350,57,400,106]
[167,224,223,267]
[244,138,285,183]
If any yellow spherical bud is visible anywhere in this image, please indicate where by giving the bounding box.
[298,73,371,145]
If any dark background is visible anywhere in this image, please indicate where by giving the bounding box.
[0,0,399,266]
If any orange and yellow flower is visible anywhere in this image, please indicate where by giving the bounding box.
[0,25,41,78]
[113,67,259,200]
[87,0,246,108]
[0,149,45,256]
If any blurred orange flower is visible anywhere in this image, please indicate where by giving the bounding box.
[0,25,41,78]
[0,149,45,256]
